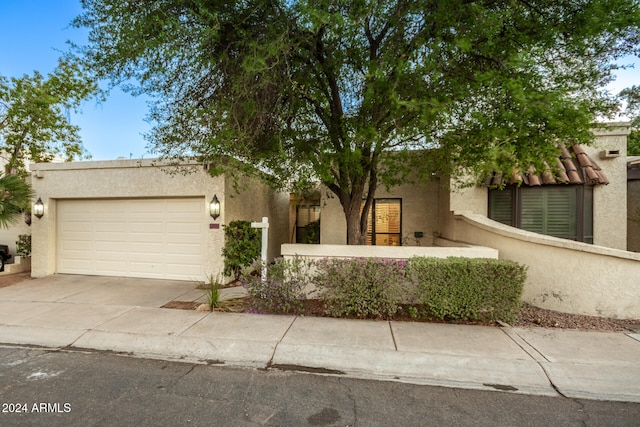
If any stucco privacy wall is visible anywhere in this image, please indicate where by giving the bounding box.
[629,176,640,252]
[319,177,441,245]
[224,175,289,261]
[626,156,640,252]
[29,159,288,280]
[448,212,640,319]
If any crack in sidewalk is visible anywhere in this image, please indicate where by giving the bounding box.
[265,316,298,369]
[498,322,567,398]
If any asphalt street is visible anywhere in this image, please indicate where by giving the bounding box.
[1,345,639,427]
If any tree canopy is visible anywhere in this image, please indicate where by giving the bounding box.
[0,58,100,176]
[74,0,640,244]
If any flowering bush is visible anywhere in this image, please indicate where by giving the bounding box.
[241,257,312,315]
[314,258,407,319]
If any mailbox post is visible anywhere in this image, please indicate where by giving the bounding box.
[250,217,269,282]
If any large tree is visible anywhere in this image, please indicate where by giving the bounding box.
[0,58,99,176]
[75,0,640,244]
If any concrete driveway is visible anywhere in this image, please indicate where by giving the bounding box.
[0,274,206,307]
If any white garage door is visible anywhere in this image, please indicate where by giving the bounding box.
[57,198,206,280]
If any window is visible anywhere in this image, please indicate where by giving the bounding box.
[296,205,320,243]
[488,185,593,243]
[363,199,402,246]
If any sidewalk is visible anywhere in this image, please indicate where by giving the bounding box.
[0,275,638,403]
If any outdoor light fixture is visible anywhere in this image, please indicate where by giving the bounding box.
[209,194,220,220]
[33,198,44,219]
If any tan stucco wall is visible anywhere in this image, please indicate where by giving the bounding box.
[29,159,287,280]
[319,178,441,246]
[448,212,640,319]
[628,178,640,252]
[224,175,289,261]
[587,124,629,249]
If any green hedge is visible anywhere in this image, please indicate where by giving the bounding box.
[221,220,260,280]
[407,257,526,324]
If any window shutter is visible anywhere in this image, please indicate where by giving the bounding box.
[545,187,576,240]
[521,187,576,240]
[489,189,513,225]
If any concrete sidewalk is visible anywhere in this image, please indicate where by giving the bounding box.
[0,275,639,403]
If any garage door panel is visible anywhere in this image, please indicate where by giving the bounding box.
[166,199,202,212]
[129,242,163,253]
[130,221,164,232]
[61,240,93,251]
[57,198,206,281]
[60,221,93,233]
[165,263,203,276]
[94,222,129,232]
[93,241,122,252]
[166,243,202,255]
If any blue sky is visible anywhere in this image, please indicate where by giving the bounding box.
[0,1,638,161]
[0,0,150,161]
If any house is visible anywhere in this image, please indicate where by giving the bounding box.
[292,123,629,251]
[29,158,289,282]
[288,122,640,318]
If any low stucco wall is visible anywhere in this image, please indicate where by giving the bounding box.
[281,240,498,261]
[447,212,640,319]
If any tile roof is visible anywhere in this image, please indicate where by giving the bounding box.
[485,144,609,187]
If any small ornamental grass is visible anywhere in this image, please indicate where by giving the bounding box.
[314,258,407,319]
[241,257,312,315]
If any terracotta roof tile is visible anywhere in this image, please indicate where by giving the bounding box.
[487,145,608,187]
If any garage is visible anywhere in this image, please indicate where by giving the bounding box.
[56,198,206,281]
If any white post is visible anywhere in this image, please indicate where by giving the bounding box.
[250,217,269,282]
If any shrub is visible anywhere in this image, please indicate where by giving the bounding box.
[242,257,312,315]
[16,234,31,257]
[407,257,526,324]
[300,220,320,244]
[314,258,406,319]
[222,220,260,280]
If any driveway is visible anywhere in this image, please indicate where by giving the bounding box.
[0,274,205,308]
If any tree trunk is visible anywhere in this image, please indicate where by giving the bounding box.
[345,199,367,245]
[339,180,376,245]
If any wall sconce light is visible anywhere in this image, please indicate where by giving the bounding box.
[209,194,220,220]
[33,198,44,219]
[24,211,32,226]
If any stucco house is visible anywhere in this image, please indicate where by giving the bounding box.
[29,159,289,282]
[292,123,630,251]
[287,123,640,318]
